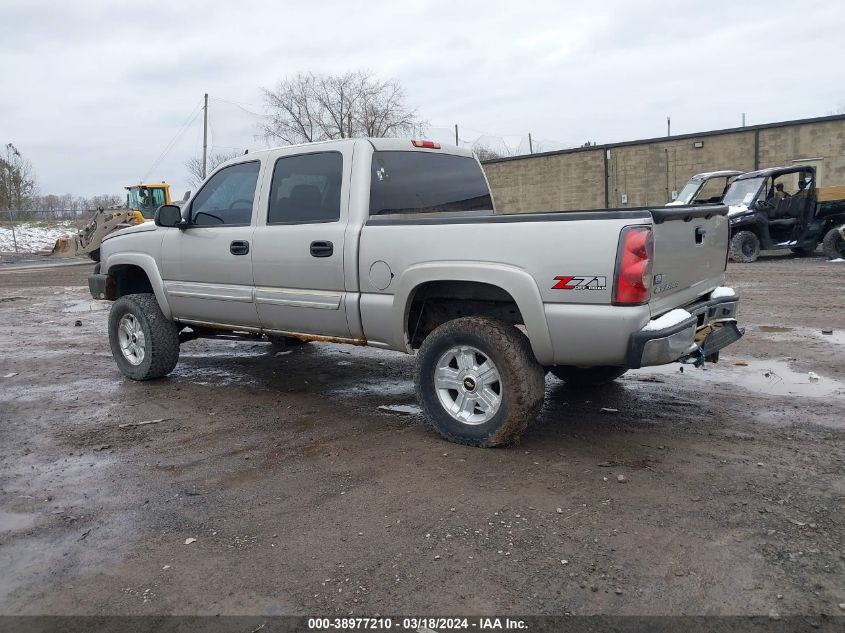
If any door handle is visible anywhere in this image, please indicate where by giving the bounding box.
[695,227,706,244]
[230,240,250,256]
[310,240,333,257]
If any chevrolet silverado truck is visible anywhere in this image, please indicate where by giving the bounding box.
[88,138,742,447]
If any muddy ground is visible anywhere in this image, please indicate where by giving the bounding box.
[0,254,843,617]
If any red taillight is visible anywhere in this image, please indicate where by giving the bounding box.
[613,226,654,305]
[411,139,440,149]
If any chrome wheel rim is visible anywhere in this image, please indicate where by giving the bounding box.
[434,345,502,425]
[117,313,146,366]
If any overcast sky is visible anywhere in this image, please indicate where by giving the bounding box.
[2,0,844,197]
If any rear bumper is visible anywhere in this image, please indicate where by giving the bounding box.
[627,292,742,368]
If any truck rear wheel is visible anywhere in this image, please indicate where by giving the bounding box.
[414,317,545,447]
[549,365,628,387]
[108,293,180,380]
[729,231,760,263]
[822,227,845,260]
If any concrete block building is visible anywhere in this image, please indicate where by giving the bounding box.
[482,114,845,213]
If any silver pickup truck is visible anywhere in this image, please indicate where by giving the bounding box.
[88,138,742,447]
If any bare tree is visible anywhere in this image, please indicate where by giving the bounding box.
[261,71,421,145]
[184,150,241,188]
[473,144,504,161]
[1,143,38,212]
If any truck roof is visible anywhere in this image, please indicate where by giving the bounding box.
[244,138,474,159]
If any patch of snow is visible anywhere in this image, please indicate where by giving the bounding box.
[643,309,693,332]
[829,258,845,263]
[710,286,736,300]
[0,222,78,253]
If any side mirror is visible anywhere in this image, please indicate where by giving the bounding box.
[155,204,186,228]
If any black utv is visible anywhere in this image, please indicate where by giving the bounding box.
[725,165,845,262]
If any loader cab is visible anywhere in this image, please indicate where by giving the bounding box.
[126,184,171,219]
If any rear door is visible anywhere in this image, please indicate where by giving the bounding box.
[647,206,730,314]
[250,146,353,338]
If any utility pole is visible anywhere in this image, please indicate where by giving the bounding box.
[667,116,671,137]
[202,93,209,180]
[454,124,459,146]
[742,112,746,127]
[528,133,534,154]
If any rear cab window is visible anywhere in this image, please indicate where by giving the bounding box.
[369,151,493,216]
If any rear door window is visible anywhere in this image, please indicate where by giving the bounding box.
[369,152,493,215]
[267,152,343,224]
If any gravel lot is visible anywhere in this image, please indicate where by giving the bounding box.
[1,254,843,617]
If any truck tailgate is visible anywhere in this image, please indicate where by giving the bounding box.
[648,205,730,315]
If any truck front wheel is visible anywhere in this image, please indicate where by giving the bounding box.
[549,365,628,387]
[822,227,845,260]
[729,231,761,263]
[414,317,545,447]
[108,293,180,380]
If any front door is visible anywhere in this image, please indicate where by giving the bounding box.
[251,148,352,338]
[160,160,263,328]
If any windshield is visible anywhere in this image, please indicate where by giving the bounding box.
[723,176,765,207]
[675,179,703,204]
[369,151,493,215]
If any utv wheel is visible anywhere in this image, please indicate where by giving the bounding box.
[415,317,545,447]
[88,248,101,262]
[822,227,845,260]
[549,365,628,387]
[108,293,180,380]
[790,245,816,257]
[729,231,760,263]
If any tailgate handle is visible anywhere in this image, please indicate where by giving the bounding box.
[310,240,333,257]
[695,227,706,244]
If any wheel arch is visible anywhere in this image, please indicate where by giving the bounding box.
[392,262,554,365]
[104,253,172,319]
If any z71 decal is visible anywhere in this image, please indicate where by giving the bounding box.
[552,276,607,290]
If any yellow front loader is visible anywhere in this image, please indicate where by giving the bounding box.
[52,183,180,261]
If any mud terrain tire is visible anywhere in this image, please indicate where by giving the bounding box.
[729,231,761,263]
[108,293,180,380]
[822,227,845,260]
[415,317,545,447]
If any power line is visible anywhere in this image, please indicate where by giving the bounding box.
[141,100,204,182]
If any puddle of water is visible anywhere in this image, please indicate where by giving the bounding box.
[326,379,415,397]
[753,325,845,346]
[0,510,39,533]
[378,404,422,415]
[61,300,108,314]
[634,359,844,398]
[757,325,793,333]
[2,376,122,403]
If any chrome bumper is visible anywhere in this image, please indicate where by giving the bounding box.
[626,294,742,369]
